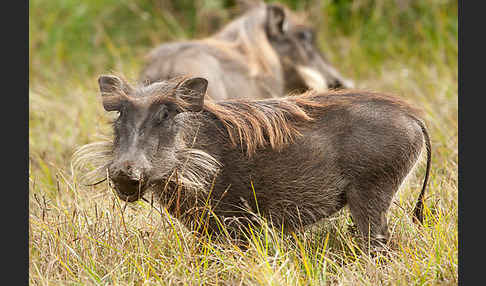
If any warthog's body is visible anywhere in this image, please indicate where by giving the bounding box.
[78,75,430,248]
[139,2,353,100]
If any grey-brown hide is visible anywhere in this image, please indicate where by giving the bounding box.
[96,75,431,248]
[139,2,354,101]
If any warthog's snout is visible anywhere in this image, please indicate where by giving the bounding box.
[109,160,150,202]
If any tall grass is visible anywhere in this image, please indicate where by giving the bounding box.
[29,0,457,285]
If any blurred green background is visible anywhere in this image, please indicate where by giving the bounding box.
[29,0,457,84]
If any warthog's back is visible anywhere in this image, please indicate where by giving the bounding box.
[203,91,427,232]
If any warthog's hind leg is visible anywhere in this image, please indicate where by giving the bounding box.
[345,184,396,252]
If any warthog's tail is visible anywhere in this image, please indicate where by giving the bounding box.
[412,118,432,224]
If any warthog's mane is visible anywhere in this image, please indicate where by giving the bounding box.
[165,82,424,156]
[201,3,281,78]
[202,95,316,155]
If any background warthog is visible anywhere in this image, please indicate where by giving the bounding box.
[139,2,354,101]
[76,74,431,249]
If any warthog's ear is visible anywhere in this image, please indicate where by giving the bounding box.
[265,4,287,38]
[98,75,133,94]
[175,77,208,112]
[98,75,132,111]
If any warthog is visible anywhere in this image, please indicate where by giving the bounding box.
[76,74,431,249]
[139,2,354,101]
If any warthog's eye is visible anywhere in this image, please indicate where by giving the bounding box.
[297,30,314,43]
[155,108,169,125]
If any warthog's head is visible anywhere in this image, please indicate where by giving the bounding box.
[98,75,218,202]
[264,4,354,91]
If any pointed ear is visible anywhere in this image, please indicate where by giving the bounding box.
[98,75,132,111]
[98,75,133,95]
[265,4,287,38]
[175,77,208,112]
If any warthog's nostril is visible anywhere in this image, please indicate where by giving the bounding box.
[126,167,143,182]
[114,162,145,183]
